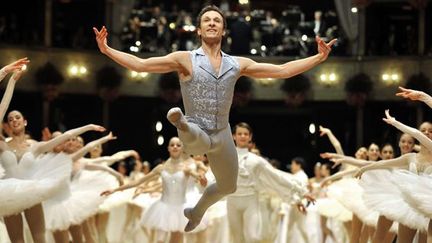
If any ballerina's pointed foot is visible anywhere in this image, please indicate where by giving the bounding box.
[184,208,202,232]
[167,107,188,131]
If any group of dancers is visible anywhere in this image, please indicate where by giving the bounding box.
[5,4,432,243]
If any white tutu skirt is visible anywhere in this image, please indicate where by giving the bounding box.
[394,171,432,225]
[316,198,352,222]
[130,192,160,209]
[360,170,428,231]
[43,170,114,231]
[330,177,379,227]
[0,153,72,217]
[140,200,188,232]
[98,174,122,213]
[0,164,4,178]
[100,188,134,212]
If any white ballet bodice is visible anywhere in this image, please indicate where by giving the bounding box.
[160,170,187,205]
[310,180,325,198]
[0,150,35,178]
[408,154,432,175]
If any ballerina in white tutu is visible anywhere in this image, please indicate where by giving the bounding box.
[86,145,140,243]
[0,58,108,243]
[43,132,125,243]
[320,144,382,243]
[329,133,416,243]
[325,110,431,243]
[102,137,204,243]
[315,126,352,242]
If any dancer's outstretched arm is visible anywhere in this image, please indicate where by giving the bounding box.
[87,150,139,166]
[101,164,163,196]
[252,157,311,204]
[84,163,124,185]
[354,153,412,178]
[396,86,432,108]
[33,124,105,156]
[320,169,359,187]
[0,71,25,129]
[184,166,207,187]
[320,126,344,155]
[133,178,162,198]
[383,109,432,152]
[320,153,370,169]
[71,132,116,161]
[238,37,336,79]
[93,26,188,73]
[0,58,29,82]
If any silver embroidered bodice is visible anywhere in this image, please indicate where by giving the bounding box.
[180,47,240,131]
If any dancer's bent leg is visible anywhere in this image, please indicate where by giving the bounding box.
[184,126,238,232]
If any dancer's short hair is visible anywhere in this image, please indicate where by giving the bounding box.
[197,5,227,30]
[233,122,253,134]
[292,157,306,169]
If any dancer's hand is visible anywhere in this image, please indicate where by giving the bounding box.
[296,203,307,214]
[133,186,145,198]
[106,132,117,141]
[319,126,331,137]
[198,174,208,187]
[90,124,106,132]
[2,58,29,74]
[396,86,427,101]
[10,69,25,82]
[304,193,316,204]
[316,36,337,62]
[93,26,109,54]
[320,152,344,169]
[41,127,52,141]
[382,109,396,125]
[353,168,365,179]
[100,189,115,196]
[130,150,141,160]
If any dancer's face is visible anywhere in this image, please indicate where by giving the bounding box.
[290,161,301,173]
[168,137,183,159]
[52,131,65,153]
[90,145,102,158]
[355,147,367,160]
[197,10,225,42]
[63,137,79,153]
[233,127,252,149]
[7,111,26,135]
[381,145,394,160]
[399,133,414,155]
[367,143,380,161]
[134,160,142,172]
[142,163,151,174]
[419,122,432,140]
[320,165,331,177]
[314,165,321,177]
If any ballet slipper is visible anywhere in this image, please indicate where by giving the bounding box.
[183,208,202,232]
[167,107,188,131]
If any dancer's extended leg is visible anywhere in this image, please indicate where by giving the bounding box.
[183,126,238,232]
